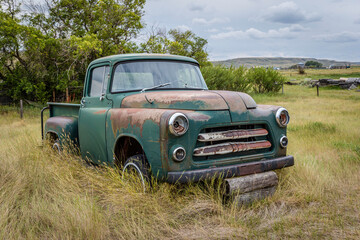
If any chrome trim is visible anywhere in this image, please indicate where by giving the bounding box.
[168,113,189,136]
[173,147,186,161]
[198,128,268,142]
[280,136,288,148]
[193,140,272,157]
[276,107,290,127]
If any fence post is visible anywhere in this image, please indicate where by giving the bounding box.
[316,84,319,97]
[66,87,69,103]
[20,99,23,119]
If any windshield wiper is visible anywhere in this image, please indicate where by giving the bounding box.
[141,82,171,92]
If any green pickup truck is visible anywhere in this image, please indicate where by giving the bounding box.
[42,54,293,194]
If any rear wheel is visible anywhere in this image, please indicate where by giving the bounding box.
[52,140,61,155]
[122,154,151,192]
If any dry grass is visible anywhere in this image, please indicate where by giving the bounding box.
[280,67,360,80]
[1,85,360,239]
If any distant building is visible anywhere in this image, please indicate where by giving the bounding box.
[329,64,350,69]
[297,62,305,68]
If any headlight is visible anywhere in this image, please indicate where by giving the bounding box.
[172,147,186,161]
[276,108,290,127]
[169,113,189,136]
[280,136,288,148]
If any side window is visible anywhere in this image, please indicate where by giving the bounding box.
[102,66,110,94]
[89,66,110,97]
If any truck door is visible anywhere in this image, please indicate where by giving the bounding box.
[79,63,112,164]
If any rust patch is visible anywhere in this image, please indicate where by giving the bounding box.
[250,105,280,117]
[121,91,228,110]
[185,112,211,121]
[212,90,247,114]
[109,108,169,136]
[237,92,257,109]
[193,140,271,156]
[94,109,106,114]
[46,116,76,129]
[198,128,268,142]
[257,105,280,111]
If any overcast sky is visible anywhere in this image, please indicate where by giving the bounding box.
[143,0,360,61]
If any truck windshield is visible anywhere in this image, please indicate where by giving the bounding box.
[111,60,208,92]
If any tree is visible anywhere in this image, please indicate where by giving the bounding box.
[0,0,211,103]
[305,60,322,68]
[140,27,211,67]
[0,0,146,102]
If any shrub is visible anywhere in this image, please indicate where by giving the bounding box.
[201,65,250,92]
[246,67,286,93]
[298,66,305,74]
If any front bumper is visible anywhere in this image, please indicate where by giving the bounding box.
[166,155,294,183]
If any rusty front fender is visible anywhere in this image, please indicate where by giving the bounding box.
[107,108,177,178]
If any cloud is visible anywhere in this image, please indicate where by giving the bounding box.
[207,28,219,33]
[314,32,360,42]
[263,1,321,24]
[176,25,191,32]
[211,24,306,40]
[192,17,230,25]
[288,24,307,32]
[224,27,234,31]
[188,4,205,12]
[354,18,360,24]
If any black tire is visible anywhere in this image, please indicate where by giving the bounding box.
[52,140,61,155]
[122,154,151,192]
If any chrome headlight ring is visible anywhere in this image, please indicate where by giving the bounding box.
[276,107,290,127]
[280,136,288,148]
[168,113,189,136]
[172,147,186,161]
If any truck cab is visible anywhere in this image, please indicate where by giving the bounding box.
[44,54,294,185]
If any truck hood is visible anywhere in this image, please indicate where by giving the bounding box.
[121,90,257,120]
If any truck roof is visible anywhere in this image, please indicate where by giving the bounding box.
[89,53,199,66]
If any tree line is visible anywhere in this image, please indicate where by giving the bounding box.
[0,0,284,103]
[0,0,209,102]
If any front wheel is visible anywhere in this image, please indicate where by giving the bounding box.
[122,154,151,192]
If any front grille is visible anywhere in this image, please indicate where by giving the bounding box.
[193,124,272,161]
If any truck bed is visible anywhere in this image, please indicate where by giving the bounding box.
[43,102,81,146]
[48,102,80,118]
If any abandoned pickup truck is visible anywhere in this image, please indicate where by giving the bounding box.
[42,54,294,196]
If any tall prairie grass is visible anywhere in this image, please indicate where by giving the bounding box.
[1,85,360,239]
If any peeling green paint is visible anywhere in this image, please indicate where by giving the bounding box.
[43,54,292,182]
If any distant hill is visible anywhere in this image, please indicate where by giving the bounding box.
[212,57,360,68]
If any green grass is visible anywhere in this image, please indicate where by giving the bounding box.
[1,85,360,239]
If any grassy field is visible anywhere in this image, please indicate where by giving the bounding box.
[280,66,360,81]
[1,85,360,239]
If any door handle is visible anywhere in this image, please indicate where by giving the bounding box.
[100,93,105,101]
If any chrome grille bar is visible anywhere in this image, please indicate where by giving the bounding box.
[197,128,268,142]
[193,140,271,157]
